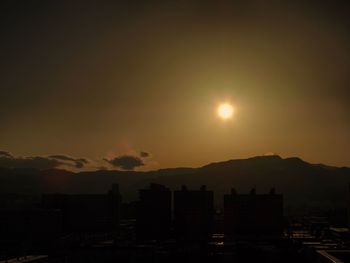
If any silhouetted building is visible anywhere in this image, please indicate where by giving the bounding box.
[224,188,283,239]
[121,201,138,220]
[174,185,214,241]
[136,183,171,240]
[41,184,121,234]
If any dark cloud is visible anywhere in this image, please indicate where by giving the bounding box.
[49,155,89,168]
[104,155,144,170]
[0,151,13,158]
[0,151,89,170]
[0,156,61,170]
[140,151,150,158]
[77,158,89,164]
[75,158,89,168]
[49,155,77,162]
[74,160,86,168]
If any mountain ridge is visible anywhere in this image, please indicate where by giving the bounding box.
[0,155,349,207]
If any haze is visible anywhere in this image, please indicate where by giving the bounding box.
[1,0,350,170]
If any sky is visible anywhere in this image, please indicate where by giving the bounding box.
[1,0,350,170]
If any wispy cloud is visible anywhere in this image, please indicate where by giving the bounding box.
[0,151,89,170]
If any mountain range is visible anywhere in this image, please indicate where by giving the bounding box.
[0,155,349,208]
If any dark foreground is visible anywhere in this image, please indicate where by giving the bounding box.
[1,183,350,263]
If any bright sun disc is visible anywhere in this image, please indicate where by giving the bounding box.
[217,103,234,120]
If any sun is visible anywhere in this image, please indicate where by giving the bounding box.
[217,103,234,120]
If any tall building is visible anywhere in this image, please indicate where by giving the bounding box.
[174,185,214,241]
[136,183,171,240]
[224,188,283,239]
[42,184,121,234]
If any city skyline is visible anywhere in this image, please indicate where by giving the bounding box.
[2,1,350,263]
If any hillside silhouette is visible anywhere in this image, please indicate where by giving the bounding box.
[0,155,349,207]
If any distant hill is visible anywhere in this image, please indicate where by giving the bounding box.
[0,155,349,208]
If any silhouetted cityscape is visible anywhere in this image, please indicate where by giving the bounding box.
[1,180,350,262]
[2,0,350,262]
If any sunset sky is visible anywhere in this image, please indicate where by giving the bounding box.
[1,0,350,170]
